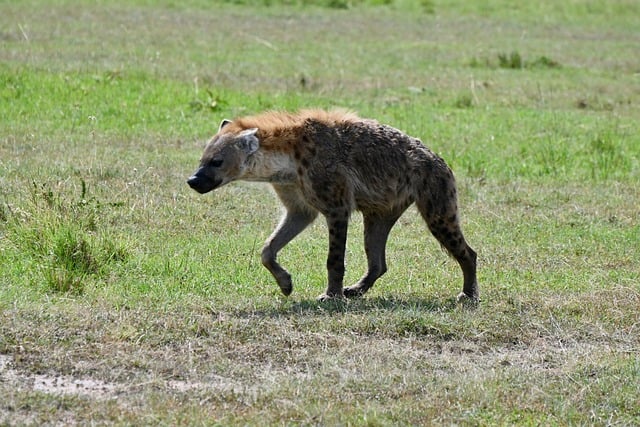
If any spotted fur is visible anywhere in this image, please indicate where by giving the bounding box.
[187,109,478,302]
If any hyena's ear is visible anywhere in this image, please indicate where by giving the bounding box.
[218,119,232,132]
[237,128,259,155]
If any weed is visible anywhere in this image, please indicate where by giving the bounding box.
[189,85,226,113]
[420,0,435,14]
[473,52,561,70]
[43,265,87,294]
[0,203,7,223]
[468,56,491,68]
[529,55,561,69]
[589,136,628,180]
[454,93,474,108]
[498,51,524,69]
[51,227,96,274]
[217,0,392,8]
[325,0,350,9]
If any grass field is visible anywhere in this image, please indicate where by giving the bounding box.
[1,0,639,425]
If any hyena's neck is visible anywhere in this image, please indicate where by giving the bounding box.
[242,150,298,183]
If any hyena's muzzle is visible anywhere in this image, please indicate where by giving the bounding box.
[186,168,222,194]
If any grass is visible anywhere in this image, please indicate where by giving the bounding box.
[1,0,639,425]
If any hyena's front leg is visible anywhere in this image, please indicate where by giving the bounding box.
[344,214,400,298]
[261,209,317,296]
[318,211,349,301]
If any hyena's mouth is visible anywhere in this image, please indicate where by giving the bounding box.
[186,175,222,194]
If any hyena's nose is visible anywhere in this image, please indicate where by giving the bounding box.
[187,174,218,194]
[187,175,208,193]
[186,175,199,189]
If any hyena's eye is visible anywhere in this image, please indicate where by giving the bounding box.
[209,159,223,168]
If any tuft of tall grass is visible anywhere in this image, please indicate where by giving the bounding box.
[589,136,630,180]
[47,226,95,293]
[4,181,131,294]
[470,52,561,70]
[219,0,397,8]
[498,51,524,69]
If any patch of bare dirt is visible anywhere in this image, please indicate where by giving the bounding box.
[1,354,118,399]
[0,354,249,400]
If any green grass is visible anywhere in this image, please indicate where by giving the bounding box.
[1,0,639,425]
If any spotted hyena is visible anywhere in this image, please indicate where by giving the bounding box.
[187,109,478,303]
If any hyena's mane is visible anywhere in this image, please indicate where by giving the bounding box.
[222,109,360,151]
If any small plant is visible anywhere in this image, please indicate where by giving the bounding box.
[454,93,474,109]
[50,226,99,294]
[325,0,350,8]
[420,0,435,14]
[0,203,7,223]
[189,87,225,112]
[589,136,627,180]
[498,51,524,69]
[529,55,561,69]
[473,52,561,70]
[497,52,561,69]
[44,265,86,294]
[469,57,491,68]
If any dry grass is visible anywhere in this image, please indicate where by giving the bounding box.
[1,285,638,424]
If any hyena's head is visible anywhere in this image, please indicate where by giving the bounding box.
[187,120,259,194]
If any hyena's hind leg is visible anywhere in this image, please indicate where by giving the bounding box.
[344,213,402,298]
[428,213,478,303]
[415,181,479,303]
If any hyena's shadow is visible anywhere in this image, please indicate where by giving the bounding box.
[288,295,459,315]
[231,294,460,320]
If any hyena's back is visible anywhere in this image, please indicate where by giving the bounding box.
[295,118,455,218]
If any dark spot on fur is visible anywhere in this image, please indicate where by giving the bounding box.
[333,220,348,232]
[327,253,343,266]
[307,146,316,157]
[301,158,310,168]
[329,227,346,238]
[424,200,433,213]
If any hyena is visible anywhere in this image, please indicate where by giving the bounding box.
[187,109,478,303]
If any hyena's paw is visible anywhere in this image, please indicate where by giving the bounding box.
[343,285,367,298]
[316,292,345,302]
[276,273,293,296]
[456,292,480,307]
